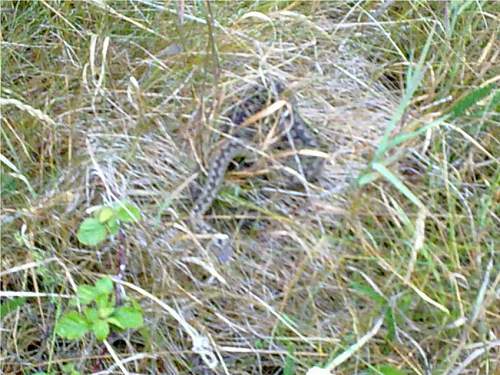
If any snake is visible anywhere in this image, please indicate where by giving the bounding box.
[190,78,323,261]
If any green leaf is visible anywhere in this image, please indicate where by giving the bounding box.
[55,311,89,340]
[115,202,141,223]
[374,26,435,161]
[254,339,265,349]
[385,307,396,342]
[98,307,115,319]
[98,207,115,223]
[448,83,496,118]
[350,281,386,305]
[105,217,120,236]
[372,163,424,209]
[0,297,26,320]
[371,365,407,375]
[358,112,447,187]
[95,294,112,310]
[283,344,296,375]
[381,114,449,152]
[283,356,295,375]
[107,316,125,329]
[0,172,17,197]
[92,319,110,341]
[77,218,107,246]
[358,170,379,186]
[111,306,144,329]
[95,277,113,295]
[77,285,98,305]
[84,307,99,322]
[61,363,81,375]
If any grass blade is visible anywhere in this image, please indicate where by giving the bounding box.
[372,163,424,209]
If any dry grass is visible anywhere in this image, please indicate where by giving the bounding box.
[1,1,498,374]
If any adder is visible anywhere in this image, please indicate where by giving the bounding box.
[190,78,323,261]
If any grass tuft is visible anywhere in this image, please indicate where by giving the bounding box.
[1,1,498,374]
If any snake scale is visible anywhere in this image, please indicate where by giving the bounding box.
[190,78,323,261]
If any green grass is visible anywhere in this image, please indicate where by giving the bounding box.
[1,1,498,374]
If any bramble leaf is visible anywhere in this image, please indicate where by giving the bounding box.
[95,294,111,310]
[55,311,89,340]
[115,202,141,223]
[84,307,99,322]
[98,307,114,319]
[92,319,110,341]
[111,306,144,329]
[77,218,106,246]
[95,277,113,295]
[77,285,98,305]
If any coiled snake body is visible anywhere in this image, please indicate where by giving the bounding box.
[190,79,323,261]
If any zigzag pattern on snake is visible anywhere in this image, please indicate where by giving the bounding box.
[190,78,323,261]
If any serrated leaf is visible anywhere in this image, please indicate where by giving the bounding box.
[84,307,99,322]
[107,316,125,329]
[99,307,115,319]
[55,311,89,340]
[95,277,113,295]
[115,202,141,223]
[92,319,110,341]
[77,218,107,246]
[111,306,144,329]
[77,285,98,305]
[95,294,111,310]
[98,207,115,223]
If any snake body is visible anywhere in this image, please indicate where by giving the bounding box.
[190,79,323,261]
